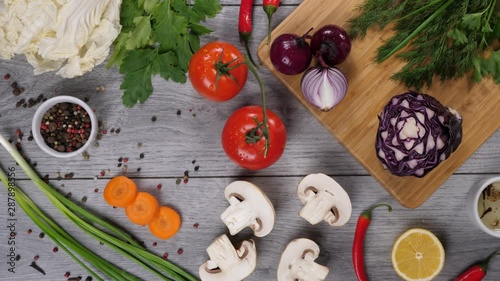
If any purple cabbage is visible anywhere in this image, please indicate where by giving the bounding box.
[375,91,463,177]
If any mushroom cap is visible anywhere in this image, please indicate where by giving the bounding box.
[199,234,257,281]
[277,238,329,281]
[297,173,352,226]
[223,181,276,237]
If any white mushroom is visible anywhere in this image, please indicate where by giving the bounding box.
[277,238,330,281]
[297,173,352,226]
[199,234,257,281]
[220,181,275,237]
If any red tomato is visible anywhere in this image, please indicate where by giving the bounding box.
[189,42,248,102]
[222,106,287,170]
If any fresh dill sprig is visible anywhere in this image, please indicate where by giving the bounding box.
[347,0,500,90]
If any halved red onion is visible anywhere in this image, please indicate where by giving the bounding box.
[300,66,347,111]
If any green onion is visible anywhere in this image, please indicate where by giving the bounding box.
[0,133,199,281]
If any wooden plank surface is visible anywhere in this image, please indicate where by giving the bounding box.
[257,0,500,208]
[0,3,500,281]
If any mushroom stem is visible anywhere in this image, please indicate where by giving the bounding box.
[291,258,330,280]
[221,199,259,235]
[299,189,337,225]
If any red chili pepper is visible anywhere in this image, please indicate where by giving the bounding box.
[238,0,257,67]
[352,203,392,281]
[454,250,499,281]
[263,0,280,44]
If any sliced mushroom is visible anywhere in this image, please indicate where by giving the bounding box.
[277,238,330,281]
[199,234,257,281]
[297,173,352,226]
[220,181,275,237]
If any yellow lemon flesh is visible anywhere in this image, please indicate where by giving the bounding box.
[391,228,445,281]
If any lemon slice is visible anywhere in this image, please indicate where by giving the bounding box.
[391,228,445,281]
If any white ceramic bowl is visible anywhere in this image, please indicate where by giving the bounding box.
[465,176,500,238]
[32,96,98,158]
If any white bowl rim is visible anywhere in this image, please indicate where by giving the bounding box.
[469,176,500,238]
[32,95,98,158]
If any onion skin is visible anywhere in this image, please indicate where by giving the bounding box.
[300,66,348,111]
[311,24,351,66]
[270,32,312,75]
[375,91,463,177]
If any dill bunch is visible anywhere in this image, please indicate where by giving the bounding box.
[348,0,500,90]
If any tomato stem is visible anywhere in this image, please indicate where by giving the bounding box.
[214,49,244,90]
[244,55,270,157]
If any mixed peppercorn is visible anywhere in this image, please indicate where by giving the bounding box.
[40,103,91,152]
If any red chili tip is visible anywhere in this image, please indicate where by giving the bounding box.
[34,255,39,260]
[4,73,10,80]
[162,253,169,259]
[157,184,162,190]
[177,248,183,255]
[52,247,58,253]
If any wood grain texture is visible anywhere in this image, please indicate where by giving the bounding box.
[0,2,499,281]
[257,0,500,208]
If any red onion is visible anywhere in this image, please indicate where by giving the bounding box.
[301,66,347,111]
[310,24,351,66]
[270,28,313,75]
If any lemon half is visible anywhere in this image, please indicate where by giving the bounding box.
[391,228,445,281]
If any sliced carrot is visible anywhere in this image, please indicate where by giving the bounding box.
[148,206,181,240]
[103,176,138,207]
[125,192,159,226]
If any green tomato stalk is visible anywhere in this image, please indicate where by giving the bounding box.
[0,133,198,281]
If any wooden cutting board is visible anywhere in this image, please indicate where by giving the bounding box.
[257,0,500,208]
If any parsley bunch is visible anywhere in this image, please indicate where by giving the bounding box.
[107,0,222,107]
[348,0,500,90]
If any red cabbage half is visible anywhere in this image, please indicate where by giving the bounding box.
[375,91,463,177]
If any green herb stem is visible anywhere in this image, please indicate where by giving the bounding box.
[378,0,455,62]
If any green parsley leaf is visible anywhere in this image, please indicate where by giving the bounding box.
[110,0,221,107]
[447,28,468,45]
[461,13,483,31]
[126,16,152,50]
[119,49,157,107]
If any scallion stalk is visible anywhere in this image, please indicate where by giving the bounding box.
[0,132,199,281]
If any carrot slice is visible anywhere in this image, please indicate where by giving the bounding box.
[148,206,181,240]
[125,192,159,226]
[103,176,138,207]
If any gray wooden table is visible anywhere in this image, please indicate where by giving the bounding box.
[1,2,500,281]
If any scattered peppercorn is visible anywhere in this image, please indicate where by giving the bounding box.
[137,142,143,148]
[16,254,21,261]
[151,116,157,122]
[4,73,10,80]
[175,178,181,185]
[27,229,32,234]
[110,128,115,134]
[82,196,87,203]
[162,253,169,260]
[137,167,142,172]
[139,153,144,159]
[102,129,107,135]
[64,272,70,278]
[177,248,183,255]
[193,223,199,229]
[118,157,123,162]
[39,232,45,239]
[194,165,200,171]
[53,247,58,253]
[34,255,39,260]
[100,170,105,177]
[115,128,121,134]
[152,242,157,247]
[192,160,196,164]
[94,188,99,193]
[117,163,122,168]
[123,158,128,163]
[85,276,93,281]
[157,184,162,190]
[64,172,74,179]
[176,110,181,116]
